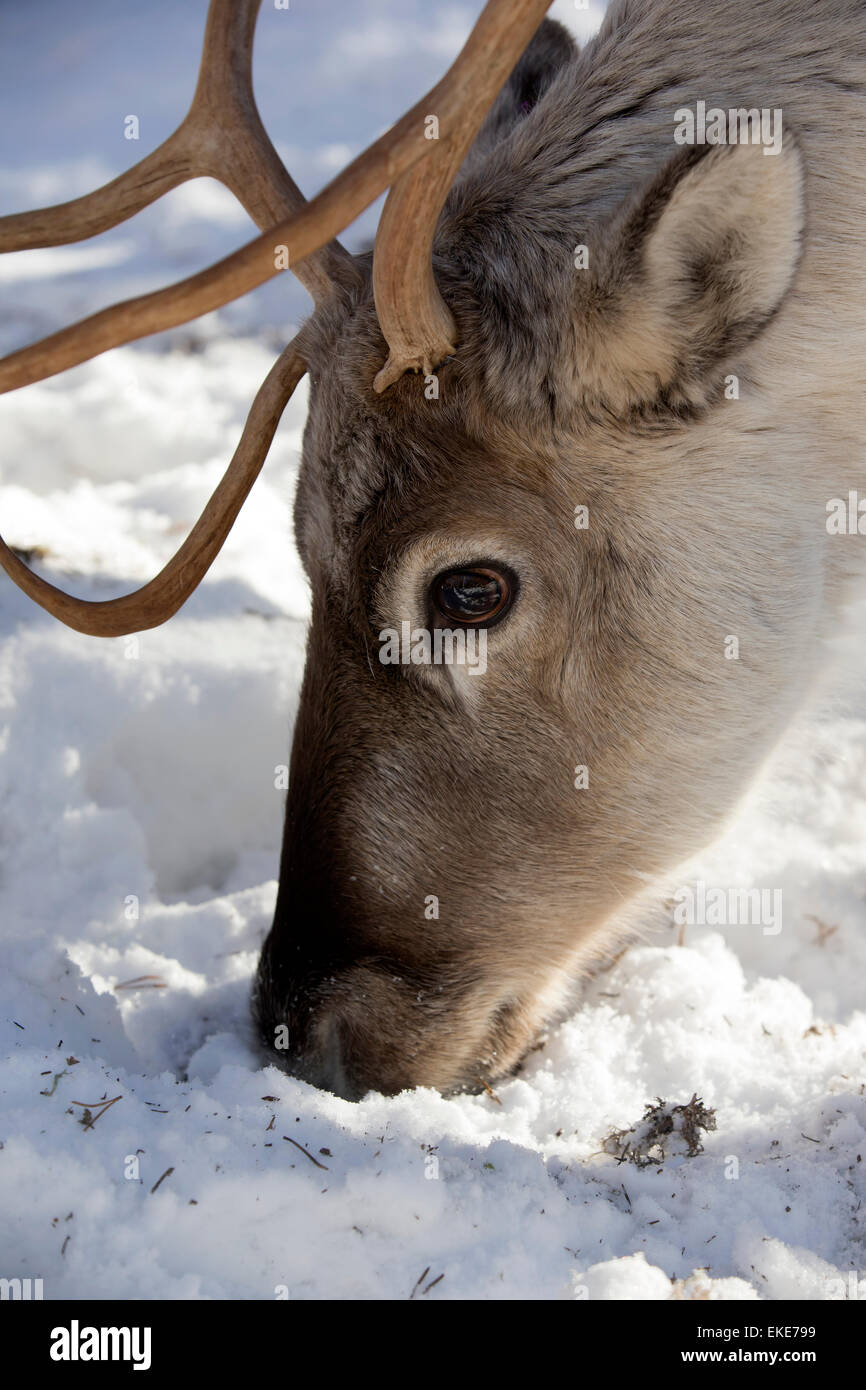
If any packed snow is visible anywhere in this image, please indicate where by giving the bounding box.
[0,0,863,1301]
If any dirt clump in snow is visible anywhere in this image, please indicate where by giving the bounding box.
[604,1094,717,1167]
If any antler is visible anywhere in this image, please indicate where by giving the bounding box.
[0,0,554,397]
[0,0,554,634]
[371,0,554,391]
[0,0,351,302]
[0,343,306,637]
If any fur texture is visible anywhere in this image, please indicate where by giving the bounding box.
[253,1,866,1098]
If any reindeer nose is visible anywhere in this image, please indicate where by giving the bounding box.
[256,936,422,1099]
[282,1005,366,1102]
[305,1012,359,1101]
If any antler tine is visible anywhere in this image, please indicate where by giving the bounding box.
[0,341,307,636]
[372,0,554,392]
[0,130,193,253]
[179,0,354,300]
[0,0,351,303]
[0,0,554,397]
[0,0,554,634]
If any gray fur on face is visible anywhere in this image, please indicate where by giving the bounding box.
[254,3,866,1098]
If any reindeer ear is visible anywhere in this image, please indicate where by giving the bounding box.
[463,19,577,171]
[574,136,805,413]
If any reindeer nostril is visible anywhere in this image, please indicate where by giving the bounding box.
[316,1012,342,1084]
[311,1011,364,1101]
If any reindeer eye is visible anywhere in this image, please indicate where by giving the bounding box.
[431,566,514,626]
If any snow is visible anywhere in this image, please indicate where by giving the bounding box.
[0,0,864,1302]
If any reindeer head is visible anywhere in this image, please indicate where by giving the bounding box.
[0,0,807,1097]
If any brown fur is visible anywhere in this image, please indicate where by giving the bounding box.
[253,1,866,1097]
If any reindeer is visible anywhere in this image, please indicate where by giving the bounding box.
[2,0,865,1098]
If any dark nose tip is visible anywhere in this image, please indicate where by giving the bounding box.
[254,935,366,1097]
[309,1013,356,1100]
[285,1009,365,1102]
